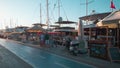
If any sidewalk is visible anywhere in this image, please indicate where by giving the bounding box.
[21,41,120,68]
[0,44,33,68]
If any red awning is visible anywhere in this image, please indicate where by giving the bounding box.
[48,32,60,35]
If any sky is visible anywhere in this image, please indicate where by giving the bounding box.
[0,0,120,29]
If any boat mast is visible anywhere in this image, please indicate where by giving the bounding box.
[58,0,60,18]
[46,0,49,29]
[58,0,62,27]
[86,0,88,16]
[40,3,42,24]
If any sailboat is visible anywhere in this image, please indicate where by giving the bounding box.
[53,0,77,36]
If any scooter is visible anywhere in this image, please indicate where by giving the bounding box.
[69,44,79,56]
[69,42,88,56]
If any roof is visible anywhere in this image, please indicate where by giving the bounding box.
[54,27,75,29]
[32,23,47,26]
[102,10,120,23]
[26,25,45,32]
[55,21,76,24]
[84,26,108,31]
[53,27,76,32]
[54,29,77,32]
[79,12,111,21]
[50,25,60,27]
[16,26,29,28]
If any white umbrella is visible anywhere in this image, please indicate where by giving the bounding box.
[78,19,88,52]
[78,19,84,39]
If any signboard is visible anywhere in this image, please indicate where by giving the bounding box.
[89,44,107,59]
[108,47,120,62]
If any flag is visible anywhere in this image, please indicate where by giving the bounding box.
[110,0,116,9]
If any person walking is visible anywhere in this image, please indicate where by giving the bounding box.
[39,33,45,47]
[64,34,72,50]
[44,32,50,47]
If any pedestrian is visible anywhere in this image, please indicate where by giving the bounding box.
[44,32,50,47]
[39,32,45,47]
[65,34,72,50]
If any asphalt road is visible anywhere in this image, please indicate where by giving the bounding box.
[0,39,96,68]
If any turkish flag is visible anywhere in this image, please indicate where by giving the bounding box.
[110,0,116,9]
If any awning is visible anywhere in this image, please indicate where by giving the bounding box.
[48,32,60,35]
[26,30,42,32]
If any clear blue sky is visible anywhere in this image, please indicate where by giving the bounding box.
[0,0,120,29]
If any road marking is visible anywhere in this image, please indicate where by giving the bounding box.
[54,62,70,68]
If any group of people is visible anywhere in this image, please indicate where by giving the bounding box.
[39,32,50,47]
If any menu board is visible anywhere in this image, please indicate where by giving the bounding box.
[108,47,120,62]
[89,44,108,59]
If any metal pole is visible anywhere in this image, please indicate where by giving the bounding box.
[58,0,61,27]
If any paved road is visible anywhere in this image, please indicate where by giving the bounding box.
[0,39,96,68]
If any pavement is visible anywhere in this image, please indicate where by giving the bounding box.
[0,39,120,68]
[22,41,120,68]
[0,44,33,68]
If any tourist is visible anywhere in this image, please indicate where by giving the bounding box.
[44,32,50,47]
[39,32,45,47]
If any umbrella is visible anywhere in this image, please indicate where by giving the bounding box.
[78,19,84,39]
[78,19,88,51]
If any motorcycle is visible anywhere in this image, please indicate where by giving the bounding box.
[69,40,79,56]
